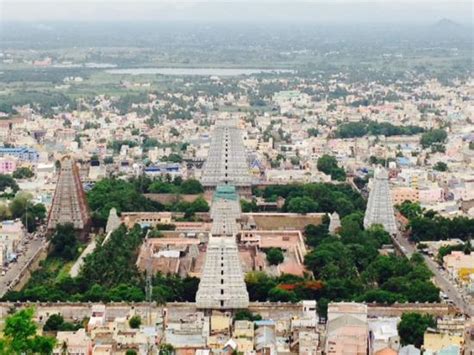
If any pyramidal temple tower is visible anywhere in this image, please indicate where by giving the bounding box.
[47,156,91,239]
[363,167,398,235]
[200,119,252,195]
[196,185,249,309]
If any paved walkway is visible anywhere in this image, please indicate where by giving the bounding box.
[69,238,96,277]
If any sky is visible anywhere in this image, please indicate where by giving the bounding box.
[1,0,472,24]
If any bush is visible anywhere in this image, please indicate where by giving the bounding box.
[128,315,141,329]
[12,167,34,179]
[234,310,262,322]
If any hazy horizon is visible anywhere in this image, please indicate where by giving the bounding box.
[1,1,472,25]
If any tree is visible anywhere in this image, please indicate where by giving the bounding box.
[241,199,258,213]
[12,167,34,179]
[87,178,163,227]
[9,192,32,218]
[179,179,204,194]
[433,161,448,172]
[398,312,435,348]
[43,313,80,332]
[0,174,19,193]
[234,309,262,322]
[164,153,183,163]
[304,223,329,247]
[159,343,175,355]
[307,128,319,137]
[0,308,55,354]
[128,315,141,329]
[266,248,284,265]
[287,196,318,214]
[126,350,138,355]
[170,127,180,137]
[0,204,11,220]
[316,155,346,181]
[397,201,423,219]
[420,129,447,149]
[43,314,65,331]
[51,223,79,261]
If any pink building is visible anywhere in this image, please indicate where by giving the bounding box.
[326,303,368,355]
[0,158,16,174]
[419,187,444,204]
[391,187,419,205]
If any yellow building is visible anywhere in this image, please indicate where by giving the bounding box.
[458,268,474,284]
[423,331,464,352]
[210,313,231,334]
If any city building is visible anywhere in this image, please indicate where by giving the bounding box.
[0,147,39,162]
[326,302,368,355]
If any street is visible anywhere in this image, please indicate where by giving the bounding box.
[0,236,45,298]
[393,232,474,317]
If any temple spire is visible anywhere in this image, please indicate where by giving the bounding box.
[363,167,398,235]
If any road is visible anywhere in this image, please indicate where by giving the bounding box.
[0,236,45,298]
[393,232,474,317]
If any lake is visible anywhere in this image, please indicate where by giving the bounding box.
[105,68,294,76]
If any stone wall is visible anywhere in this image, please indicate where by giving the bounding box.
[0,301,453,324]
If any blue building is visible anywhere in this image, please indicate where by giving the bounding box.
[144,163,181,178]
[0,147,39,162]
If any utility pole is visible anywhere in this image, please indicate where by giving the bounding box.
[25,201,28,233]
[145,232,153,324]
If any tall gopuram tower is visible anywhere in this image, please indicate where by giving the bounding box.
[47,156,91,239]
[196,185,249,309]
[363,167,398,235]
[200,119,252,196]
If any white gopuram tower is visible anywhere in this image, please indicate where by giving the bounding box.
[363,167,398,235]
[196,185,249,309]
[200,119,252,189]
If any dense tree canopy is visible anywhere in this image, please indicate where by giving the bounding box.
[87,178,164,227]
[335,121,424,139]
[316,155,346,181]
[420,129,447,148]
[397,201,474,242]
[301,218,439,309]
[254,182,365,218]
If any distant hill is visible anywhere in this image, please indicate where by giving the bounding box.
[433,18,462,29]
[428,18,470,40]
